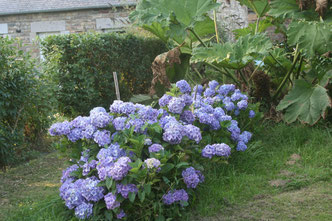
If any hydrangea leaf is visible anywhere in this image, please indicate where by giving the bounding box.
[191,34,272,69]
[129,0,219,43]
[276,79,332,125]
[268,0,319,20]
[287,21,332,57]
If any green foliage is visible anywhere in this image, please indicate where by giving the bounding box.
[191,34,272,69]
[287,21,332,57]
[276,79,332,125]
[0,37,54,169]
[130,0,218,45]
[237,0,270,17]
[42,32,167,117]
[268,0,319,20]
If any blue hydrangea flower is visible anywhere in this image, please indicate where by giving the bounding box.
[117,210,126,219]
[239,131,252,144]
[104,193,120,210]
[82,124,97,139]
[159,94,173,107]
[113,117,127,131]
[182,167,204,189]
[214,143,231,157]
[236,141,247,151]
[75,201,93,220]
[108,157,131,181]
[162,122,184,144]
[82,160,97,176]
[208,80,219,90]
[148,144,164,153]
[180,110,195,124]
[249,110,255,118]
[126,118,145,133]
[181,94,193,106]
[217,84,235,96]
[168,97,185,114]
[163,189,189,206]
[192,85,204,95]
[67,128,83,142]
[184,124,202,144]
[93,130,111,147]
[176,80,191,94]
[202,144,216,159]
[91,112,112,128]
[96,157,114,181]
[204,88,215,97]
[116,184,138,198]
[119,102,136,115]
[81,177,105,202]
[63,179,85,209]
[90,107,106,116]
[49,121,72,136]
[61,164,79,183]
[144,158,161,171]
[237,100,248,110]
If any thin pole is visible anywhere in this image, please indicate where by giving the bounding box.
[113,72,121,100]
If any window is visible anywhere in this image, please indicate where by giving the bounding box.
[0,23,8,38]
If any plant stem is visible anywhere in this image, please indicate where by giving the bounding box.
[187,28,207,48]
[272,45,301,101]
[268,52,287,72]
[239,69,249,86]
[255,17,261,34]
[206,62,240,86]
[213,9,220,43]
[295,56,304,79]
[249,57,265,82]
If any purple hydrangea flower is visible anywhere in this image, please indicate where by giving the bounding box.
[214,143,231,157]
[81,124,97,139]
[163,189,189,206]
[249,110,255,118]
[182,167,204,189]
[93,130,111,147]
[208,80,219,90]
[181,94,193,106]
[168,97,185,114]
[159,116,177,129]
[49,121,72,136]
[176,80,191,94]
[116,184,138,198]
[67,128,83,142]
[237,100,248,110]
[202,144,216,159]
[193,85,204,95]
[96,157,114,181]
[91,112,112,128]
[184,124,202,144]
[159,94,173,107]
[97,143,126,161]
[119,102,136,115]
[180,110,195,124]
[75,201,93,219]
[204,88,215,97]
[217,84,235,96]
[162,122,184,144]
[81,177,105,202]
[63,179,85,209]
[90,107,106,116]
[113,117,127,131]
[239,131,252,144]
[148,144,164,153]
[126,118,145,133]
[117,210,126,219]
[144,158,161,171]
[61,164,79,183]
[82,160,97,176]
[104,193,120,210]
[108,157,132,181]
[109,100,124,114]
[236,141,247,151]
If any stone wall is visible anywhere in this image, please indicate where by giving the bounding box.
[0,7,132,59]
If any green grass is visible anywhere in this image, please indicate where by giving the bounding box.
[1,123,331,220]
[192,123,332,219]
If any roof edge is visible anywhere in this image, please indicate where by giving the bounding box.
[0,2,136,16]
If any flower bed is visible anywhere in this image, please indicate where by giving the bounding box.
[50,80,257,220]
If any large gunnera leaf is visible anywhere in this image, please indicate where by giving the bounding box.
[129,0,219,43]
[277,79,332,125]
[287,21,332,57]
[191,34,272,69]
[237,0,270,17]
[268,0,319,20]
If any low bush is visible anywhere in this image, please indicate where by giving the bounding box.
[41,33,167,117]
[0,37,55,169]
[49,79,260,220]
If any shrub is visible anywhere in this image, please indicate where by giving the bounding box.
[50,79,260,220]
[0,37,54,169]
[41,33,167,117]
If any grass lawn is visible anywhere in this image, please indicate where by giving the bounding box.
[1,123,331,221]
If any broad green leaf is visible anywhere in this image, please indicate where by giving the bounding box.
[233,18,273,38]
[138,190,146,202]
[141,23,169,43]
[106,178,113,190]
[128,192,136,203]
[160,163,175,174]
[268,0,319,20]
[276,79,332,125]
[237,0,270,17]
[130,0,219,43]
[287,21,332,58]
[191,34,272,69]
[144,183,151,195]
[130,94,159,105]
[320,69,332,87]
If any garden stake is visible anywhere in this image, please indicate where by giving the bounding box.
[113,72,121,100]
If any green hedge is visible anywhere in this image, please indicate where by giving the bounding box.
[0,37,54,169]
[41,32,167,116]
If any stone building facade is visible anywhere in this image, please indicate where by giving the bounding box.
[0,0,136,59]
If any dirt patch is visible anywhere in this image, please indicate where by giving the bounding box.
[269,179,290,187]
[286,153,301,165]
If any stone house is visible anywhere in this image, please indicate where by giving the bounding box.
[0,0,259,60]
[0,0,137,59]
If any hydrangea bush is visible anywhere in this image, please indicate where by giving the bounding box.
[50,80,258,220]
